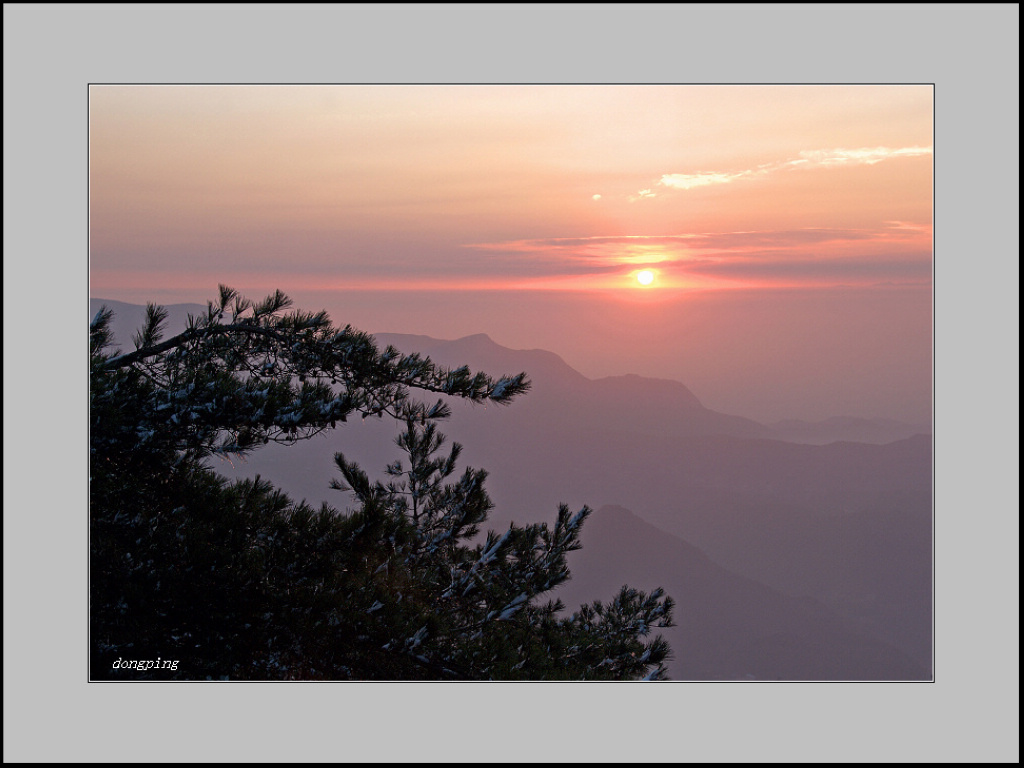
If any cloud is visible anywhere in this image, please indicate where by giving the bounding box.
[635,145,933,200]
[628,188,657,202]
[469,223,928,258]
[678,252,933,282]
[464,222,932,287]
[788,146,933,168]
[658,170,758,190]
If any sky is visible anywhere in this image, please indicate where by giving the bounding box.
[89,85,933,424]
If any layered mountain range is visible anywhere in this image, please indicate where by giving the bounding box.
[91,299,933,679]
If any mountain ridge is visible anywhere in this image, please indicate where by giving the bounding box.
[492,503,928,680]
[93,299,930,442]
[90,297,933,677]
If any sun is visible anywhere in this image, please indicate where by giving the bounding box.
[636,269,655,286]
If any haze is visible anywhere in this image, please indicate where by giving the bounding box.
[89,85,932,423]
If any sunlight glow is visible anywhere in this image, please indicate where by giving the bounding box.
[636,270,655,286]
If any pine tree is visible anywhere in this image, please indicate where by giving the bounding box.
[90,286,674,680]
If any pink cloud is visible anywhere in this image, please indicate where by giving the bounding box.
[463,222,932,288]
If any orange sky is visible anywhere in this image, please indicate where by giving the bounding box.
[89,85,933,423]
[90,85,932,293]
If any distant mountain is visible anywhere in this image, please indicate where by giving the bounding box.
[342,333,934,674]
[538,505,928,680]
[88,305,925,444]
[767,416,931,445]
[90,299,933,678]
[90,298,209,354]
[375,332,774,441]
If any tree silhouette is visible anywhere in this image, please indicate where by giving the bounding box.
[90,286,673,680]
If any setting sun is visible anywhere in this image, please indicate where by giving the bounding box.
[636,270,655,286]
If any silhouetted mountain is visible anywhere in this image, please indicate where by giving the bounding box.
[375,332,773,440]
[533,505,928,680]
[353,334,934,674]
[767,416,931,445]
[90,299,209,355]
[90,300,933,678]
